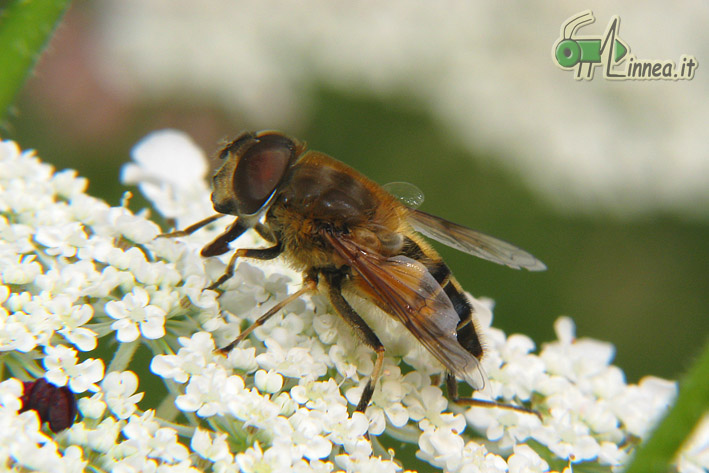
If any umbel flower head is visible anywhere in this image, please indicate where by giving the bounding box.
[0,131,705,472]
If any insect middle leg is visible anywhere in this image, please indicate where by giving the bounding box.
[218,277,318,354]
[324,272,384,413]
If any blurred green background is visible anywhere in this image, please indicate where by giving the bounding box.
[3,1,708,387]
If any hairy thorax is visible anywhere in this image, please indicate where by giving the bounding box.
[265,151,407,272]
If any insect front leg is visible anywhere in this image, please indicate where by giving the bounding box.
[445,373,541,420]
[200,219,251,258]
[159,214,226,238]
[324,272,385,414]
[207,243,282,290]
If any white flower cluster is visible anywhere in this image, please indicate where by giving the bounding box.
[0,131,706,472]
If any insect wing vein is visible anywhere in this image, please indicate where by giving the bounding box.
[409,210,546,271]
[323,231,483,388]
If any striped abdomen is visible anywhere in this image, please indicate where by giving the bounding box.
[400,235,483,360]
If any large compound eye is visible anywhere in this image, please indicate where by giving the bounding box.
[233,133,295,215]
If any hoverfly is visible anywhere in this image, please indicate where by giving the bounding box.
[168,130,545,415]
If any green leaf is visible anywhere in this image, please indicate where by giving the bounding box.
[625,338,709,473]
[0,0,71,120]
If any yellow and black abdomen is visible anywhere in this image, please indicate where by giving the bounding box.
[399,234,484,360]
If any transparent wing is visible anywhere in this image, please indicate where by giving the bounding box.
[409,209,546,271]
[323,231,484,389]
[382,181,425,209]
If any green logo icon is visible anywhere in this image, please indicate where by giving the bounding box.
[552,10,698,81]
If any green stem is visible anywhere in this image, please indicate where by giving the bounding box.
[107,340,140,373]
[625,337,709,473]
[0,0,72,119]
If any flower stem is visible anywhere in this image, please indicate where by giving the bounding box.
[625,337,709,473]
[107,340,140,373]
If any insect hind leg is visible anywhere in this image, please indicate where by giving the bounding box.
[445,373,541,420]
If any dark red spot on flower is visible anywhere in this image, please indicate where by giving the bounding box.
[20,378,77,432]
